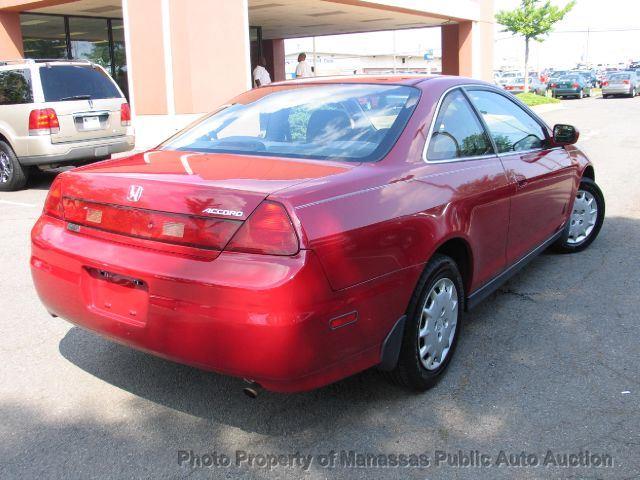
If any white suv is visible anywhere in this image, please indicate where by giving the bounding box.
[0,59,134,191]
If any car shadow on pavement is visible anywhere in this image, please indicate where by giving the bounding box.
[26,168,61,191]
[55,214,638,442]
[58,326,410,435]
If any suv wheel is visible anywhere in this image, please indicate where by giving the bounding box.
[0,141,28,191]
[552,178,605,253]
[385,254,464,391]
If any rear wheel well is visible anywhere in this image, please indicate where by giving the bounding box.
[435,238,472,295]
[582,165,595,181]
[0,132,11,149]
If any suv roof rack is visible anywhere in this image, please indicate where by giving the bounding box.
[0,58,94,66]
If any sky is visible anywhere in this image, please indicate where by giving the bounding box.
[284,0,640,70]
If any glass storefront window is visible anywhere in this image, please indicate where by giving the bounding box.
[111,19,128,99]
[19,13,129,100]
[68,16,110,70]
[20,14,67,59]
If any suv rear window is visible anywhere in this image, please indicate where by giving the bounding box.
[0,69,33,105]
[39,65,121,102]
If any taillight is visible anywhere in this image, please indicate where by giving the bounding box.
[226,201,299,256]
[43,177,63,219]
[62,198,240,250]
[602,81,609,86]
[623,80,630,85]
[572,82,579,88]
[29,108,59,136]
[550,83,557,88]
[120,102,131,126]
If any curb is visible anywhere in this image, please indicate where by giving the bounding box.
[531,103,564,114]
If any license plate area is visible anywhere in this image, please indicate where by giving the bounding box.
[74,111,109,132]
[82,267,148,326]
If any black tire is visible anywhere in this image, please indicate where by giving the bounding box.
[552,178,605,254]
[385,254,464,391]
[630,88,637,98]
[0,141,28,191]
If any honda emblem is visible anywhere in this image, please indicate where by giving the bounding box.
[127,185,144,202]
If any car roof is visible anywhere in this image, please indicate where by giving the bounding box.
[268,74,494,89]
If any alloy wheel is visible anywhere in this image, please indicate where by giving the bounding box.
[567,189,598,245]
[0,151,13,184]
[417,278,458,371]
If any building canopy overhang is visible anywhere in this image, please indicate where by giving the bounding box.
[7,0,486,39]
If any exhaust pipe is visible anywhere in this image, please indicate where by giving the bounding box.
[242,378,260,399]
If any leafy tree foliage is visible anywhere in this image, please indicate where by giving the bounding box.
[496,0,575,90]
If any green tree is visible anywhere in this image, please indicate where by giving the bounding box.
[496,0,575,91]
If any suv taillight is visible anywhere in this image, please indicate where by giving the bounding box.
[120,102,131,126]
[602,81,608,87]
[226,201,299,256]
[43,177,63,219]
[623,80,630,85]
[29,108,59,136]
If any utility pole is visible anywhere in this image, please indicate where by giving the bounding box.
[312,36,317,76]
[585,27,590,66]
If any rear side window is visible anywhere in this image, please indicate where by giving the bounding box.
[466,90,546,153]
[426,90,493,161]
[39,65,121,102]
[0,69,33,105]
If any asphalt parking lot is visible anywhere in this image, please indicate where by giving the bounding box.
[1,93,639,480]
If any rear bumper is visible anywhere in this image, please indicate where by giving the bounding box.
[602,87,632,95]
[19,134,135,166]
[30,215,408,392]
[552,88,581,96]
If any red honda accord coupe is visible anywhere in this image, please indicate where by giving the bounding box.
[31,76,604,393]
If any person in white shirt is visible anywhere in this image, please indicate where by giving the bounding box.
[253,57,271,88]
[295,53,313,78]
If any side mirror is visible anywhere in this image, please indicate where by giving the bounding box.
[553,124,579,146]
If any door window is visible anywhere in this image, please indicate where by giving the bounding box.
[466,90,547,153]
[426,89,493,161]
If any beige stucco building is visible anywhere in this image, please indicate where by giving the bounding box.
[1,0,495,145]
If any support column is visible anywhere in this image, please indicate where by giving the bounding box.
[457,21,473,78]
[122,0,168,115]
[262,39,285,82]
[440,24,459,76]
[440,20,492,81]
[169,0,251,115]
[0,11,23,59]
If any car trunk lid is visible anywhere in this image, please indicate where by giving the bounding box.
[57,150,349,256]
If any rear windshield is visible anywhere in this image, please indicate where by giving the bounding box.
[609,73,630,81]
[39,65,122,102]
[162,84,420,163]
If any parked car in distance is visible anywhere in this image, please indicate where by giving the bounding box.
[0,59,134,191]
[573,70,598,88]
[602,72,640,98]
[31,75,604,394]
[504,76,547,96]
[496,71,519,87]
[547,70,570,85]
[550,74,591,99]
